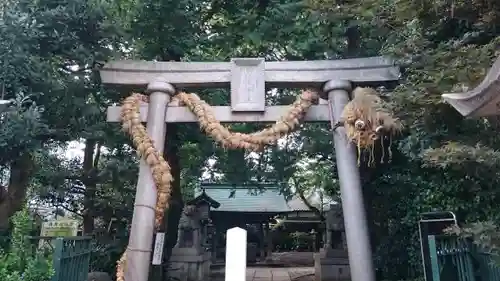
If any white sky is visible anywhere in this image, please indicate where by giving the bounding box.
[64,140,86,159]
[61,128,292,177]
[62,139,221,180]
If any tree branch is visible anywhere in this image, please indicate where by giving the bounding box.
[291,177,325,220]
[58,204,83,217]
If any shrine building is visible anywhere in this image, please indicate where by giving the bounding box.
[187,183,335,263]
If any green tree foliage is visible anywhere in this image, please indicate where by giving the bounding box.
[0,93,48,229]
[2,0,500,279]
[305,0,500,277]
[0,1,137,275]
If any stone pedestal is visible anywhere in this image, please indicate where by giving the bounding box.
[169,204,212,281]
[169,248,211,281]
[314,249,350,281]
[315,205,350,281]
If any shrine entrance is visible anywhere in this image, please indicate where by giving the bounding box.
[194,184,289,264]
[190,183,332,265]
[100,56,400,281]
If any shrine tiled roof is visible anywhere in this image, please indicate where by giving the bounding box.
[194,183,336,213]
[195,183,291,213]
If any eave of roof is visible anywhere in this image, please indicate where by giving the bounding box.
[442,56,500,117]
[195,183,337,214]
[196,183,290,213]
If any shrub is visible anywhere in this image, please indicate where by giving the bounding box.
[0,208,54,281]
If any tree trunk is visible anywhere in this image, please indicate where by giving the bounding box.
[82,139,100,235]
[345,24,361,58]
[359,143,392,268]
[162,124,184,266]
[359,159,379,254]
[0,153,35,231]
[154,54,184,274]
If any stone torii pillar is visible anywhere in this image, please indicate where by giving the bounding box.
[123,80,174,281]
[321,81,373,281]
[100,57,400,281]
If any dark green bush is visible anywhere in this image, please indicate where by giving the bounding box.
[0,208,54,281]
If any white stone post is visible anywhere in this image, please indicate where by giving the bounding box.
[225,227,247,281]
[323,80,376,281]
[125,78,175,281]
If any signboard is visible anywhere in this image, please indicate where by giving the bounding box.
[38,219,79,249]
[152,232,165,265]
[40,219,79,237]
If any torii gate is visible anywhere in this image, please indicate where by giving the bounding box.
[100,57,400,281]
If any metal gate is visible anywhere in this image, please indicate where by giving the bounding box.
[419,211,458,281]
[32,236,92,281]
[51,237,92,281]
[427,235,500,281]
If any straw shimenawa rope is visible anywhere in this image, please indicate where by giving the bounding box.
[116,87,401,281]
[340,87,403,166]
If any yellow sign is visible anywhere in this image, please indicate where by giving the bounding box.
[40,219,79,237]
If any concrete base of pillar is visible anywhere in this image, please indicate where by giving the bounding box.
[314,249,350,281]
[169,248,211,281]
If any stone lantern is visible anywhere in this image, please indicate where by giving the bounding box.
[198,201,210,222]
[186,189,220,223]
[169,190,220,281]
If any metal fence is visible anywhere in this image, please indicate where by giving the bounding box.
[32,236,92,281]
[427,235,500,281]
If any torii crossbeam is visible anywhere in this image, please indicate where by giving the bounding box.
[100,57,400,281]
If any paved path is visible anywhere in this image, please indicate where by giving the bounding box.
[245,267,314,281]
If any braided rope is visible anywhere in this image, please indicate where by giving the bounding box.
[116,89,319,281]
[116,87,401,280]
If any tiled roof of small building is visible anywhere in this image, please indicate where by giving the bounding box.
[196,183,290,213]
[195,183,337,213]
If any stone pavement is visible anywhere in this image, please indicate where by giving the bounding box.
[245,267,314,281]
